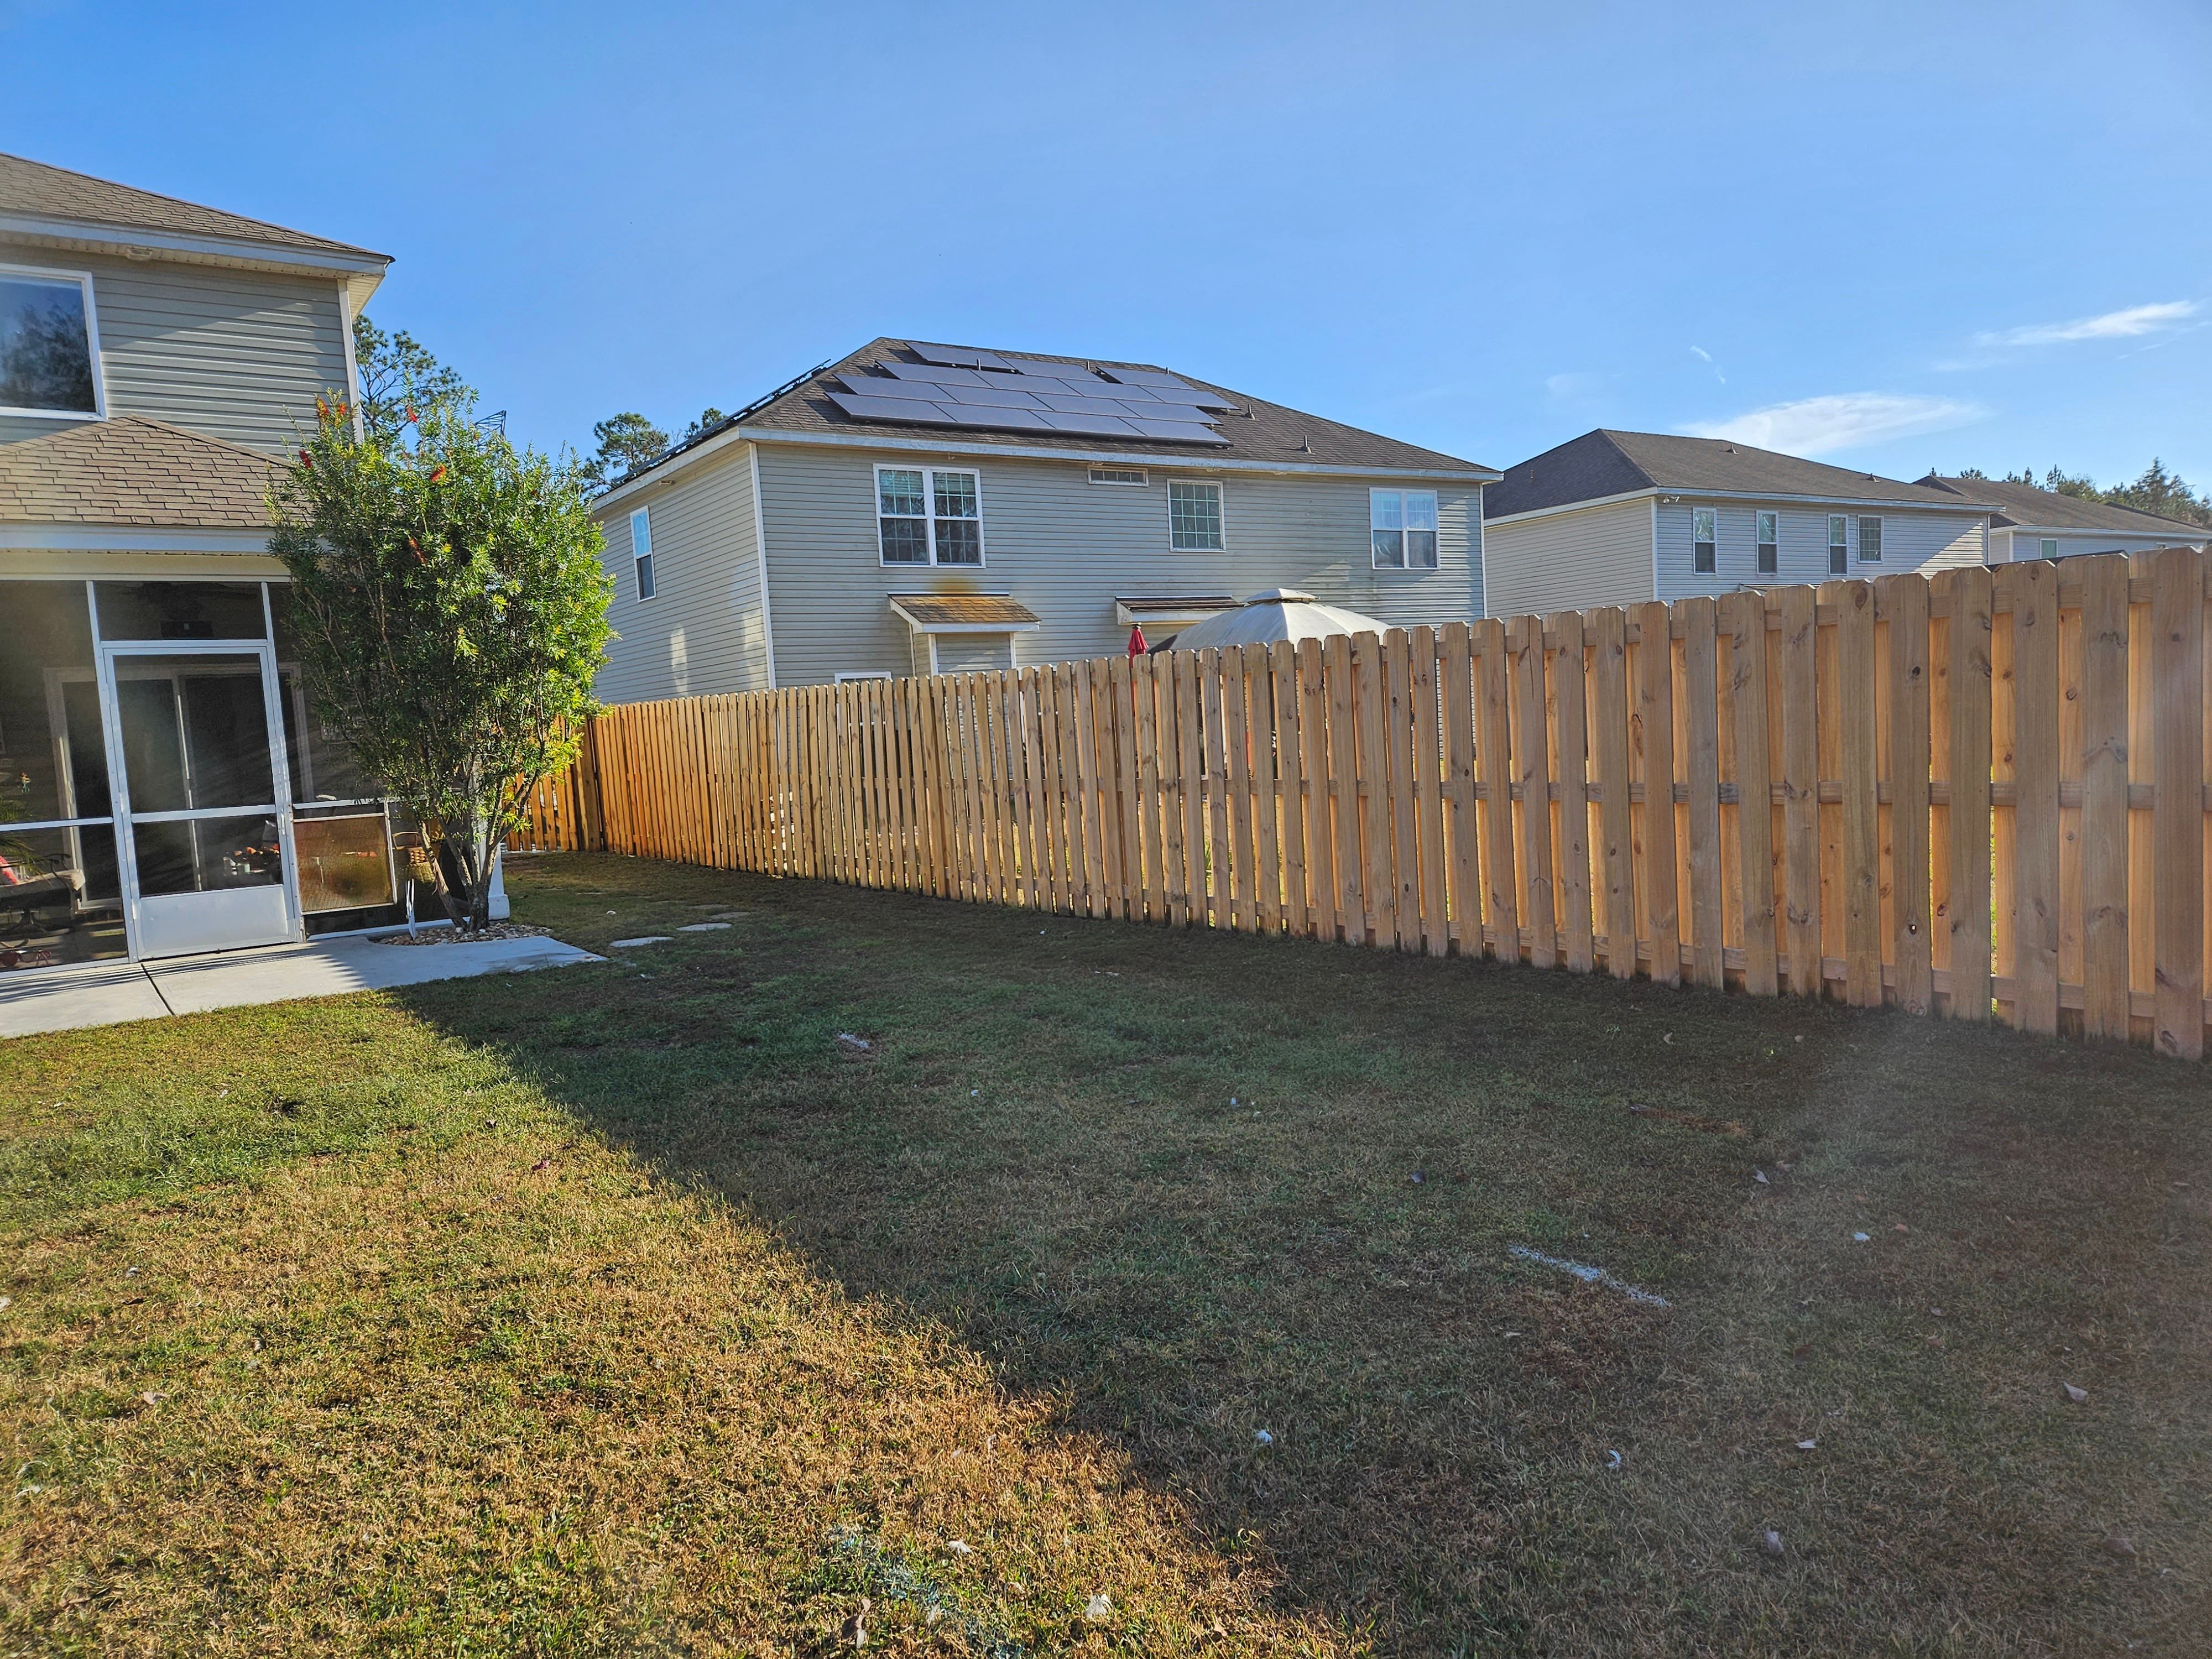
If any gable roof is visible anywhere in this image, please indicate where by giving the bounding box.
[602,338,1495,499]
[1916,473,2207,536]
[0,152,383,260]
[1486,429,1995,519]
[0,415,279,530]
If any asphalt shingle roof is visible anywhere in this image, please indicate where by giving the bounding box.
[0,415,279,529]
[1917,474,2206,536]
[623,338,1493,487]
[1486,429,1994,518]
[0,152,385,260]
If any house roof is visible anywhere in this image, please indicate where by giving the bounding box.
[0,152,385,261]
[886,592,1043,632]
[0,415,279,529]
[1485,429,1996,519]
[607,338,1495,496]
[1915,473,2206,537]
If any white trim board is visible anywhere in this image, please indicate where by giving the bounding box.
[594,425,1499,511]
[1487,484,1998,528]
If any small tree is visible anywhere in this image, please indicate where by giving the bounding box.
[269,398,612,931]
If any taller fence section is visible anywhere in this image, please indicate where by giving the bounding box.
[516,546,2212,1058]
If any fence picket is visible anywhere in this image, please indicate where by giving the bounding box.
[512,552,2212,1062]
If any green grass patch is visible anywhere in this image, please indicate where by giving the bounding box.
[2,854,2208,1654]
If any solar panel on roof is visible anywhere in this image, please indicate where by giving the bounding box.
[877,360,990,387]
[1005,357,1098,379]
[907,342,1014,372]
[832,373,941,401]
[936,403,1054,431]
[1124,417,1231,445]
[1032,393,1145,417]
[1099,368,1236,411]
[936,382,1048,409]
[1034,411,1142,436]
[827,390,945,425]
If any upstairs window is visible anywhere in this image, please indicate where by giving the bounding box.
[1088,465,1147,486]
[1692,507,1718,573]
[629,508,656,600]
[1858,515,1883,563]
[1371,489,1439,568]
[1828,515,1848,574]
[1756,510,1778,575]
[877,466,984,565]
[1168,479,1224,551]
[0,265,101,419]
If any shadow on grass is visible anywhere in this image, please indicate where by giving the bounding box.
[392,852,2212,1653]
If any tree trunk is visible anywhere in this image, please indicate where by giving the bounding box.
[432,813,495,932]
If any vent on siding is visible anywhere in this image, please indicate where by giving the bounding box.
[1088,465,1148,487]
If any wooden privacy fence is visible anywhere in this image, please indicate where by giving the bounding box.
[518,545,2212,1058]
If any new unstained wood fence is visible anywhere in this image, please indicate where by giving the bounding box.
[518,546,2212,1057]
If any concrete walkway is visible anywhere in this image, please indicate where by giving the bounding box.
[0,931,603,1039]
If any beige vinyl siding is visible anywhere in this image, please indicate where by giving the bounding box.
[0,243,348,454]
[753,442,1484,685]
[1653,502,1987,600]
[1481,497,1653,615]
[593,442,768,703]
[931,635,1018,674]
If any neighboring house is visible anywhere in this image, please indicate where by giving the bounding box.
[587,338,1499,699]
[0,153,411,976]
[1481,429,1997,617]
[1916,473,2206,561]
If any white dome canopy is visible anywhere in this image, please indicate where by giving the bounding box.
[1155,588,1395,653]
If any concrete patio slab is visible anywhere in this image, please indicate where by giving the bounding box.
[0,932,603,1039]
[0,959,171,1037]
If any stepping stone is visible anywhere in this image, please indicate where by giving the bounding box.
[608,936,671,948]
[677,922,733,932]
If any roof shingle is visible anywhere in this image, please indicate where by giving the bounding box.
[1917,473,2207,536]
[0,152,384,260]
[0,416,280,530]
[1487,429,1994,518]
[622,338,1493,487]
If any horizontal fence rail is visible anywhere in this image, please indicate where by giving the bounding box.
[515,547,2212,1057]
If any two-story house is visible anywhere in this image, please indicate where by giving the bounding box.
[1,153,399,975]
[1480,429,1998,617]
[587,338,1500,699]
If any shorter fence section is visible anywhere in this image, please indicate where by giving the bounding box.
[516,548,2212,1057]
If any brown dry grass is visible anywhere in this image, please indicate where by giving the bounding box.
[3,853,2209,1655]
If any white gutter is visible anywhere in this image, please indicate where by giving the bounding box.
[0,212,391,309]
[1485,484,1999,526]
[596,422,1500,511]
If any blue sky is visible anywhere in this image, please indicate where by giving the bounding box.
[5,0,2208,489]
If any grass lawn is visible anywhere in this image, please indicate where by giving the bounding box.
[3,853,2209,1656]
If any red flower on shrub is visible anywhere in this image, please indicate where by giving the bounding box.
[429,465,447,483]
[299,450,314,469]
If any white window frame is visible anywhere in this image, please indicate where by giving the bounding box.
[834,670,893,684]
[1828,514,1849,574]
[0,262,106,421]
[1088,465,1147,486]
[2039,537,2059,561]
[1857,515,1884,564]
[874,463,987,568]
[1167,478,1226,552]
[629,508,656,601]
[1755,509,1779,575]
[1370,488,1441,571]
[1691,505,1718,575]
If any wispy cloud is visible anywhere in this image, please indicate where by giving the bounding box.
[1973,300,2198,348]
[1688,346,1712,363]
[1682,393,1985,456]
